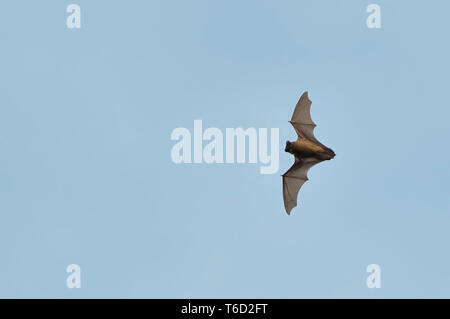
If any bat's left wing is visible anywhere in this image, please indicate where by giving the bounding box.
[282,157,324,214]
[290,92,328,149]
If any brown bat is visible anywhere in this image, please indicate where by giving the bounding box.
[282,92,335,215]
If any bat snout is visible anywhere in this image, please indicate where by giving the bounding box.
[285,141,293,153]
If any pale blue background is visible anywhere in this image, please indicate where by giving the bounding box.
[0,0,449,298]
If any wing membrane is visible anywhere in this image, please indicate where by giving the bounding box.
[290,92,327,148]
[282,157,324,214]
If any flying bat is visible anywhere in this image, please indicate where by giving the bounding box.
[282,92,335,215]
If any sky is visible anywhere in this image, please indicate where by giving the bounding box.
[0,0,449,298]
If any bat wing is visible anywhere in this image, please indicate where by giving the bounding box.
[282,157,324,214]
[290,92,327,148]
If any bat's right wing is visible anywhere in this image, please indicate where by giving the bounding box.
[282,157,324,215]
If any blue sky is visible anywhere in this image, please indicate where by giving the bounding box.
[0,0,449,298]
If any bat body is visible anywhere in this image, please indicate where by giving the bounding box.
[282,92,335,215]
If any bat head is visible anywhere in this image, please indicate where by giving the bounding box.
[285,141,294,154]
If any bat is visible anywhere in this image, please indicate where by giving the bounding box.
[282,92,335,215]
